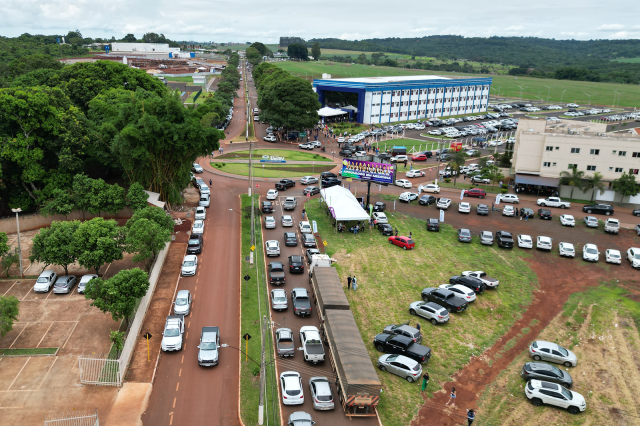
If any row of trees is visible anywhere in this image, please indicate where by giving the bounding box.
[560,167,640,203]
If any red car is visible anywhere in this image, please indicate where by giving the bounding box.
[412,154,427,161]
[388,236,415,250]
[463,188,487,198]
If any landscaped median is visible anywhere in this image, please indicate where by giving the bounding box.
[305,199,538,426]
[211,163,335,178]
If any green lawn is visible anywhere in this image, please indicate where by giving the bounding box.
[0,348,58,356]
[612,57,640,63]
[217,149,332,162]
[275,62,640,108]
[305,200,538,426]
[239,195,280,426]
[210,162,334,177]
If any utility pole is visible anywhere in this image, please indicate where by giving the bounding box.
[258,315,267,425]
[11,208,23,278]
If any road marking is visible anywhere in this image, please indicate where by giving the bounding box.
[173,397,176,408]
[194,286,197,291]
[196,278,199,284]
[170,415,173,425]
[8,358,30,390]
[185,332,188,339]
[176,382,179,391]
[36,322,55,348]
[181,355,184,364]
[61,321,79,349]
[179,369,182,377]
[2,281,17,296]
[9,323,28,348]
[35,357,57,391]
[188,322,190,329]
[21,288,33,301]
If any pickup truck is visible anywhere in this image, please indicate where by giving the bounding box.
[292,287,311,316]
[421,287,469,313]
[496,231,514,248]
[268,262,286,285]
[161,315,185,351]
[197,326,219,366]
[604,218,620,234]
[275,179,295,191]
[283,197,297,210]
[275,328,295,357]
[449,275,485,294]
[536,197,570,209]
[461,271,500,288]
[300,326,325,364]
[373,333,431,364]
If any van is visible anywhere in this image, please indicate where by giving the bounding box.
[391,146,407,156]
[199,194,210,208]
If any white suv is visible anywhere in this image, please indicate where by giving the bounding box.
[525,380,586,414]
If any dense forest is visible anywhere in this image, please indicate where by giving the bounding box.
[307,36,640,84]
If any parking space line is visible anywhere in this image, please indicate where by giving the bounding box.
[2,282,17,297]
[36,322,55,348]
[35,357,57,391]
[21,288,33,301]
[61,321,79,349]
[44,290,54,300]
[9,323,28,348]
[7,358,30,391]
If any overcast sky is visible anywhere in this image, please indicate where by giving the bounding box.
[1,0,638,42]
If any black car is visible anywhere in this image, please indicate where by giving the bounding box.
[373,333,431,364]
[187,234,203,254]
[476,204,489,215]
[449,276,485,294]
[419,195,436,206]
[426,218,440,232]
[288,255,305,273]
[496,231,514,248]
[421,287,469,313]
[537,208,552,220]
[303,186,320,196]
[378,223,394,236]
[321,177,341,188]
[582,203,614,216]
[372,202,386,212]
[320,172,337,179]
[457,228,472,243]
[275,179,295,190]
[440,153,452,161]
[305,248,321,263]
[633,209,640,217]
[339,149,353,157]
[261,201,273,213]
[284,232,297,246]
[521,362,573,388]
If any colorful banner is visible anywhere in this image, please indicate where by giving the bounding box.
[340,159,394,184]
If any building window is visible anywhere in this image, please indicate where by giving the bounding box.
[629,169,639,175]
[589,149,600,155]
[619,151,627,157]
[543,162,551,167]
[545,146,553,151]
[570,148,580,154]
[568,164,578,169]
[633,152,640,158]
[615,168,623,173]
[586,165,596,171]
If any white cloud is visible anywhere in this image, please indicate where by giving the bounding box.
[505,25,524,31]
[410,28,436,33]
[597,24,625,31]
[560,31,589,37]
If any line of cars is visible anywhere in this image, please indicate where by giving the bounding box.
[33,270,98,295]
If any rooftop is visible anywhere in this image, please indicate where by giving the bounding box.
[326,75,450,84]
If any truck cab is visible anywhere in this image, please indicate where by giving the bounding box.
[308,254,333,277]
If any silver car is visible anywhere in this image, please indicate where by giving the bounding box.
[583,216,598,228]
[409,301,450,325]
[271,288,288,311]
[275,328,295,357]
[264,216,276,229]
[34,270,57,293]
[300,176,318,185]
[529,340,577,367]
[480,231,494,245]
[309,377,335,410]
[77,274,98,294]
[282,215,293,227]
[181,255,198,276]
[53,275,77,294]
[265,240,280,257]
[197,326,219,366]
[174,290,192,316]
[302,233,316,248]
[287,412,316,426]
[377,354,423,383]
[195,206,206,220]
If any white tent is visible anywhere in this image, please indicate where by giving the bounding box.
[320,186,370,221]
[317,107,348,117]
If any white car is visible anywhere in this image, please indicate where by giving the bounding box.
[518,234,533,249]
[266,189,278,200]
[582,243,599,262]
[466,150,479,156]
[34,270,57,293]
[537,236,552,251]
[355,151,366,157]
[337,137,345,143]
[399,192,419,202]
[280,371,304,405]
[299,221,312,234]
[605,249,622,264]
[271,288,288,311]
[372,212,388,224]
[428,129,442,135]
[391,155,409,163]
[265,240,280,257]
[502,205,515,217]
[458,202,471,213]
[419,183,440,193]
[264,135,277,142]
[199,184,210,196]
[436,198,451,209]
[559,214,575,226]
[298,142,313,150]
[181,255,198,276]
[500,194,520,204]
[414,124,426,130]
[281,215,293,227]
[406,170,425,178]
[548,105,562,110]
[195,206,206,220]
[525,380,586,414]
[192,163,203,173]
[395,179,412,188]
[438,284,476,303]
[566,103,579,108]
[300,176,318,185]
[263,216,276,229]
[559,242,575,258]
[192,220,204,235]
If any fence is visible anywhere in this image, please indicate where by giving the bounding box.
[79,241,170,386]
[44,409,99,426]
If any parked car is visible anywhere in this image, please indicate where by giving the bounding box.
[449,275,485,294]
[377,354,423,383]
[372,202,386,212]
[197,326,219,366]
[373,212,388,224]
[181,255,198,276]
[583,216,598,228]
[406,170,425,178]
[388,236,415,250]
[582,243,599,262]
[529,341,577,367]
[77,274,98,294]
[458,202,471,213]
[383,323,422,344]
[395,179,412,188]
[191,220,204,235]
[321,177,341,188]
[521,362,573,388]
[496,231,514,248]
[605,249,622,264]
[409,301,450,325]
[476,204,489,215]
[300,176,318,185]
[275,179,296,191]
[283,197,297,210]
[266,189,279,200]
[399,192,419,202]
[426,218,440,232]
[174,289,192,315]
[502,205,515,217]
[419,195,436,206]
[436,198,451,209]
[34,270,57,293]
[195,206,206,220]
[378,223,394,235]
[439,284,476,303]
[457,228,472,243]
[559,242,576,257]
[308,377,334,410]
[500,194,520,204]
[525,380,585,414]
[518,234,533,249]
[421,287,469,313]
[559,214,575,226]
[537,209,552,220]
[373,333,431,364]
[604,218,620,234]
[582,203,614,215]
[192,163,203,173]
[280,371,304,405]
[463,188,487,198]
[261,201,273,213]
[480,231,494,245]
[271,288,288,311]
[419,183,440,194]
[53,275,77,294]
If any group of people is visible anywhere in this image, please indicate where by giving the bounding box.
[346,275,358,291]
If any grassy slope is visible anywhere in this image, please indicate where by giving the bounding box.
[217,150,332,162]
[274,61,640,108]
[305,200,538,426]
[210,163,334,177]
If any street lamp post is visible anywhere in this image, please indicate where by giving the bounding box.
[11,208,22,278]
[583,92,595,105]
[517,85,527,100]
[560,90,567,104]
[613,91,623,108]
[543,85,554,103]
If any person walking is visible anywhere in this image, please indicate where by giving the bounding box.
[514,207,519,218]
[395,228,398,237]
[347,275,352,290]
[302,208,306,219]
[352,276,357,291]
[445,387,456,405]
[466,409,476,426]
[409,231,412,239]
[421,371,429,392]
[415,322,421,332]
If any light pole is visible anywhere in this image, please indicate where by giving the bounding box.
[517,85,527,100]
[11,208,23,278]
[560,90,567,104]
[543,85,554,103]
[583,92,595,105]
[613,91,623,108]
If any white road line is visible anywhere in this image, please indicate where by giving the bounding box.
[9,323,28,348]
[36,322,55,348]
[61,321,79,349]
[20,287,33,301]
[7,358,30,391]
[35,357,58,391]
[2,281,17,297]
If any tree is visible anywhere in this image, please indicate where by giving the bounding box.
[90,181,126,216]
[127,206,175,233]
[447,150,468,186]
[125,218,171,268]
[74,218,125,275]
[257,76,321,131]
[311,43,321,61]
[612,172,640,204]
[585,172,606,202]
[357,53,367,64]
[0,296,19,338]
[40,188,75,217]
[29,220,80,275]
[122,34,137,42]
[84,268,149,328]
[72,174,94,220]
[246,47,262,66]
[2,250,19,278]
[482,165,505,187]
[110,330,125,357]
[126,182,149,211]
[0,233,9,260]
[249,42,270,57]
[559,166,586,200]
[287,43,308,60]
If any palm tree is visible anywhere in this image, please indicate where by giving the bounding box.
[447,150,468,187]
[559,166,586,200]
[585,172,606,202]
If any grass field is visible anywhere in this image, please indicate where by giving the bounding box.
[476,283,640,426]
[0,348,58,356]
[224,44,280,52]
[210,162,334,177]
[274,61,640,108]
[305,200,538,426]
[612,57,640,63]
[216,149,332,162]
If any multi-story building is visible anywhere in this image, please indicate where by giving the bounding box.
[312,75,492,124]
